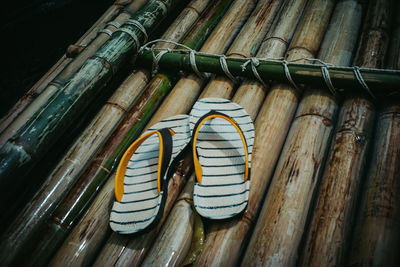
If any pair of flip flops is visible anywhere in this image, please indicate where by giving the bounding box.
[109,98,254,234]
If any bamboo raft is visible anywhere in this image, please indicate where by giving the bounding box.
[0,0,399,266]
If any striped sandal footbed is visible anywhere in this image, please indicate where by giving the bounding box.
[109,115,191,234]
[189,98,254,219]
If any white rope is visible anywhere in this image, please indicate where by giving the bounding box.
[241,58,267,87]
[282,60,300,93]
[354,66,376,99]
[152,50,168,75]
[189,50,203,78]
[106,21,121,29]
[98,29,113,37]
[321,66,337,95]
[125,19,148,43]
[219,55,236,82]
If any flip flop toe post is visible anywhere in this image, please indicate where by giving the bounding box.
[190,98,254,219]
[110,115,190,234]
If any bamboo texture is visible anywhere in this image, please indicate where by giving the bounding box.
[0,0,182,223]
[0,0,147,146]
[141,176,195,267]
[0,0,211,266]
[348,1,400,265]
[195,0,334,265]
[242,0,363,266]
[91,1,259,265]
[47,1,233,266]
[299,0,393,266]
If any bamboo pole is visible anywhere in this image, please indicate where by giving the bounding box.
[0,1,211,266]
[91,1,259,266]
[141,176,195,267]
[0,0,147,145]
[299,0,393,266]
[45,2,232,266]
[241,1,363,266]
[194,1,335,266]
[347,2,400,265]
[135,51,400,97]
[0,0,183,219]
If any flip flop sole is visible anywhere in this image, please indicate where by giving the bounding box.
[110,115,191,234]
[190,98,254,219]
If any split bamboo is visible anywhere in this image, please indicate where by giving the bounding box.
[0,0,182,220]
[299,0,393,266]
[91,1,260,265]
[347,2,400,265]
[141,176,195,267]
[194,0,335,265]
[0,1,211,266]
[0,0,147,145]
[46,1,233,266]
[241,1,363,266]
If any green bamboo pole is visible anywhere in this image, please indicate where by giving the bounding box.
[347,1,400,264]
[91,1,258,265]
[43,2,232,266]
[136,50,400,99]
[0,0,182,218]
[299,0,393,266]
[0,0,148,146]
[241,1,363,265]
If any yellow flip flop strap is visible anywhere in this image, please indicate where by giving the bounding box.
[192,113,249,184]
[115,129,174,202]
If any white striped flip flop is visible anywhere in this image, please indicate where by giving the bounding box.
[189,98,254,219]
[109,115,191,234]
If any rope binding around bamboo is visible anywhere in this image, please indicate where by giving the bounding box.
[135,39,400,100]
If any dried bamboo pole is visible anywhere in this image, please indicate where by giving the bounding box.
[45,2,232,266]
[91,1,259,265]
[0,0,147,144]
[241,1,363,266]
[299,0,393,266]
[194,1,335,266]
[0,0,182,220]
[347,3,400,265]
[141,176,195,267]
[0,1,211,266]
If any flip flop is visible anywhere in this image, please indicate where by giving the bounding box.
[189,98,254,219]
[109,115,191,234]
